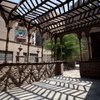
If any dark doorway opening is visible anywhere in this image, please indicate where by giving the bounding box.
[91,32,100,59]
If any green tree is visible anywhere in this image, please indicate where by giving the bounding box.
[44,34,81,61]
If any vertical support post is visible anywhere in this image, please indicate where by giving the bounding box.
[54,36,57,61]
[36,49,40,62]
[84,29,91,60]
[55,61,63,75]
[79,39,82,61]
[40,30,44,62]
[87,36,91,60]
[4,27,11,63]
[41,36,44,62]
[50,36,53,61]
[60,35,63,60]
[77,31,82,61]
[27,33,31,62]
[39,29,44,62]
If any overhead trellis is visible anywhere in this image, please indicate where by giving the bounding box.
[0,0,100,36]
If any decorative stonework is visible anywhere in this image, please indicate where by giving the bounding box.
[80,61,100,79]
[0,62,59,92]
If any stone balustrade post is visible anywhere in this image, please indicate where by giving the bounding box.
[55,61,63,75]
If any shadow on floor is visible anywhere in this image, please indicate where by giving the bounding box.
[0,76,100,100]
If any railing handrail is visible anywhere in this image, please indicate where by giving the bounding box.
[0,61,64,66]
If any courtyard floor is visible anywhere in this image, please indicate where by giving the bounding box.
[0,67,100,100]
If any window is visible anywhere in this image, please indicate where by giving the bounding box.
[30,53,38,62]
[15,29,27,43]
[0,51,13,63]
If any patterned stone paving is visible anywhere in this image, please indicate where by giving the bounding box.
[0,68,100,100]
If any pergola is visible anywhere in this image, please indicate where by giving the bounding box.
[0,0,99,34]
[0,0,100,59]
[0,0,100,92]
[0,0,100,62]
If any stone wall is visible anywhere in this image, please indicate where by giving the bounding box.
[80,61,100,79]
[0,62,62,92]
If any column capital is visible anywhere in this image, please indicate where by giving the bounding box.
[6,26,12,30]
[28,34,31,37]
[84,28,91,38]
[76,32,82,40]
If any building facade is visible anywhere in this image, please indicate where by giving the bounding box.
[0,16,51,63]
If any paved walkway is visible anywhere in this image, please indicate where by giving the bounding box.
[63,67,80,78]
[0,68,100,100]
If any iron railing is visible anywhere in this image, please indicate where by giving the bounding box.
[0,61,63,92]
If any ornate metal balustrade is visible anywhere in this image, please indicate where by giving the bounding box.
[0,62,63,92]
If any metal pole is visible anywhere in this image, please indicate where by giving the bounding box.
[54,36,57,61]
[85,29,91,60]
[50,36,53,61]
[60,36,63,60]
[87,36,91,60]
[77,31,82,61]
[41,38,44,62]
[4,27,11,63]
[79,39,82,61]
[27,34,31,62]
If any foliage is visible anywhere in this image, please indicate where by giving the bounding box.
[44,34,82,60]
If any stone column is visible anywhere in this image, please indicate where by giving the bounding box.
[4,27,11,63]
